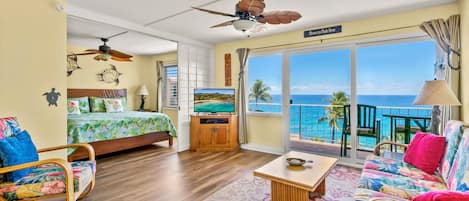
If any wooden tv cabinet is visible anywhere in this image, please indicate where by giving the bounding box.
[190,115,239,152]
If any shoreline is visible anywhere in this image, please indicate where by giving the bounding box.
[194,100,234,104]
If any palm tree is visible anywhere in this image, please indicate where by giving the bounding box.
[318,91,349,143]
[249,80,272,111]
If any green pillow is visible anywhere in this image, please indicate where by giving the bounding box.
[67,97,90,113]
[90,97,106,112]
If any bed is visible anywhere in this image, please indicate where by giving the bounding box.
[67,89,176,161]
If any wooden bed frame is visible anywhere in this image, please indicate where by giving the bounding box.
[67,88,173,161]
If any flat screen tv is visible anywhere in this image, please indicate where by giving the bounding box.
[194,88,235,113]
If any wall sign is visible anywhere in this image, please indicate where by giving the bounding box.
[224,53,232,86]
[304,25,342,38]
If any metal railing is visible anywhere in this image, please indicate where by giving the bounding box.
[248,103,432,148]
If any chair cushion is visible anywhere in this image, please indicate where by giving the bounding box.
[0,117,21,139]
[439,120,464,183]
[0,161,95,201]
[358,169,447,200]
[412,191,469,201]
[404,132,446,174]
[353,188,409,201]
[0,131,38,182]
[364,155,444,183]
[447,128,469,191]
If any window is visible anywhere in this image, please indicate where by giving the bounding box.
[247,54,282,113]
[163,65,178,107]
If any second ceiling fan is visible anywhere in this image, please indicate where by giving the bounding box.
[193,0,302,32]
[73,32,133,62]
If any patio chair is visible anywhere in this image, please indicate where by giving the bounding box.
[0,117,96,201]
[341,104,381,157]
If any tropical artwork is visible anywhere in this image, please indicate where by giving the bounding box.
[97,64,123,85]
[194,89,235,113]
[67,54,81,76]
[67,112,177,154]
[42,88,61,107]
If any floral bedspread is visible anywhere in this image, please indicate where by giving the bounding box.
[67,112,176,154]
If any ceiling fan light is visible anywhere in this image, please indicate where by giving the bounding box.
[95,54,112,61]
[233,20,255,32]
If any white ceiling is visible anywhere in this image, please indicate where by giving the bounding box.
[67,0,455,50]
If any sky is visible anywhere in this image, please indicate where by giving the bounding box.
[248,40,436,95]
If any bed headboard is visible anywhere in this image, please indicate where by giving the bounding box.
[68,89,127,98]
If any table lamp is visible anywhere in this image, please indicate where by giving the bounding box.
[413,80,461,134]
[139,84,149,112]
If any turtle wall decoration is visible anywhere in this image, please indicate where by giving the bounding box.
[97,64,123,85]
[42,88,61,107]
[67,54,81,76]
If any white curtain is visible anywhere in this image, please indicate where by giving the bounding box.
[420,15,460,134]
[156,61,164,113]
[237,48,250,144]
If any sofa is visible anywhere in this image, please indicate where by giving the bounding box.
[353,120,469,200]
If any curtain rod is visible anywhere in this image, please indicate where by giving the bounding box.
[251,24,420,51]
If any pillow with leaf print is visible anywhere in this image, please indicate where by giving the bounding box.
[90,97,106,112]
[67,100,81,115]
[67,97,90,113]
[104,99,124,113]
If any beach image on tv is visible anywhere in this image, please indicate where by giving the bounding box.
[194,89,235,113]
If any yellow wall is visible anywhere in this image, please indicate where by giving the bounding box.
[67,45,158,111]
[460,0,469,121]
[215,3,459,150]
[0,1,67,158]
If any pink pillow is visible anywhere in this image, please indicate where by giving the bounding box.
[413,191,469,201]
[404,132,446,174]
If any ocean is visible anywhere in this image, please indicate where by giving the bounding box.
[248,94,432,148]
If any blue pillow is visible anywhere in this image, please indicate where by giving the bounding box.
[0,130,38,182]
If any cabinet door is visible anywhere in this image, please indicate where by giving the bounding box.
[199,127,213,146]
[213,126,229,145]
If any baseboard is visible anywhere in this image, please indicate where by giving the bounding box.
[178,143,190,152]
[240,143,284,155]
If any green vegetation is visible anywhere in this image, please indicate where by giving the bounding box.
[318,91,349,143]
[194,93,234,102]
[249,80,272,112]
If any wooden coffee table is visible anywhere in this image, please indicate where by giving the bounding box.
[254,151,338,201]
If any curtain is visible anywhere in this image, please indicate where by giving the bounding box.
[156,61,164,113]
[420,15,460,134]
[237,48,250,144]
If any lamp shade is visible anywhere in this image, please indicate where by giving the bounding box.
[139,85,149,96]
[413,80,461,106]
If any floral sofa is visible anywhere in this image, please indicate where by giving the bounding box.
[354,120,469,200]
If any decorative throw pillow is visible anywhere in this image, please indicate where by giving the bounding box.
[0,117,21,139]
[412,191,469,201]
[67,97,90,113]
[0,130,39,182]
[67,100,81,115]
[105,99,124,113]
[105,97,128,111]
[404,132,446,174]
[90,97,106,112]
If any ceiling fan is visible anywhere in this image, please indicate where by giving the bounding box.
[192,0,302,32]
[71,32,133,62]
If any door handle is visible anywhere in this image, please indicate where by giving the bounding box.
[290,99,293,104]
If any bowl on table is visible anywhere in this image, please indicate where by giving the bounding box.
[286,158,313,166]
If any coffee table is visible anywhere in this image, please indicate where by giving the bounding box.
[254,151,338,201]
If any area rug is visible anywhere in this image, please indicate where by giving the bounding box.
[204,165,361,201]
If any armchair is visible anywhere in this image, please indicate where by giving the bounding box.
[0,143,95,201]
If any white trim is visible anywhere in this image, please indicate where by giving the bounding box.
[350,46,358,161]
[65,5,212,48]
[241,143,284,155]
[282,53,291,153]
[177,143,190,152]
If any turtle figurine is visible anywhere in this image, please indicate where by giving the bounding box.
[67,54,81,77]
[97,64,123,85]
[42,88,61,107]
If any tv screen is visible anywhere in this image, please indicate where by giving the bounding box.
[194,88,235,113]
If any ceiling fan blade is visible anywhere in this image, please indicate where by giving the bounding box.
[70,52,97,56]
[238,0,265,16]
[257,11,302,25]
[110,49,133,58]
[210,20,236,28]
[111,56,133,62]
[192,7,236,17]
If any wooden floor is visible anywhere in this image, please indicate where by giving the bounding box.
[79,140,277,201]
